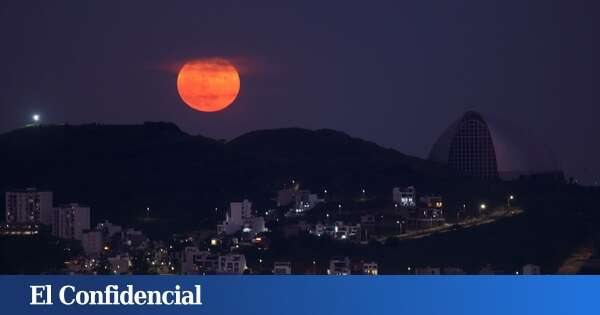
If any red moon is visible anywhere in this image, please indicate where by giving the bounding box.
[176,58,240,112]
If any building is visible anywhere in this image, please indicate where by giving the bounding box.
[273,261,292,275]
[393,186,416,208]
[327,257,351,275]
[312,221,361,240]
[429,111,562,179]
[123,228,146,247]
[419,195,443,209]
[0,223,43,236]
[218,254,247,274]
[5,188,53,225]
[107,254,131,274]
[179,247,220,274]
[64,257,98,274]
[180,246,202,275]
[81,230,103,257]
[52,203,91,240]
[278,186,323,216]
[95,220,122,239]
[362,262,378,275]
[194,252,219,274]
[219,200,266,236]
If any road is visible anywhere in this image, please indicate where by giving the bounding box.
[379,208,524,243]
[556,245,593,274]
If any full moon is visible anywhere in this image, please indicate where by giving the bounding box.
[176,58,240,112]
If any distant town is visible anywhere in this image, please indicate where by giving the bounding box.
[1,112,598,275]
[1,184,534,275]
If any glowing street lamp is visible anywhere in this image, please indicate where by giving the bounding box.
[480,203,487,210]
[32,114,40,123]
[507,195,515,209]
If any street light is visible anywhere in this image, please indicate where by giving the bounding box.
[32,114,40,123]
[507,195,515,209]
[479,203,487,217]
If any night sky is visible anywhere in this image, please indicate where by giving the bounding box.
[1,1,599,184]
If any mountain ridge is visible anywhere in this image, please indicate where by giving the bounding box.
[0,122,454,233]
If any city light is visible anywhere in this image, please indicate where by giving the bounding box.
[480,203,487,210]
[32,114,40,122]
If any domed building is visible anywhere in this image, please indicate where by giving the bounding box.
[429,111,561,180]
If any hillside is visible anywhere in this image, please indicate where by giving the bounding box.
[0,123,454,233]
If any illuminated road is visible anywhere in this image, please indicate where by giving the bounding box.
[556,245,593,274]
[379,208,524,243]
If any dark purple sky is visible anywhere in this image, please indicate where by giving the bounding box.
[1,1,599,184]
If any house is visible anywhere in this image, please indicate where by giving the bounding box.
[218,254,247,274]
[273,261,292,275]
[328,257,351,275]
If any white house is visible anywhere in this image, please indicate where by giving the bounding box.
[362,262,379,275]
[392,186,416,208]
[273,261,292,275]
[218,254,247,274]
[328,257,351,275]
[219,200,266,236]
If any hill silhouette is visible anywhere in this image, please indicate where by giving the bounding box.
[0,122,455,233]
